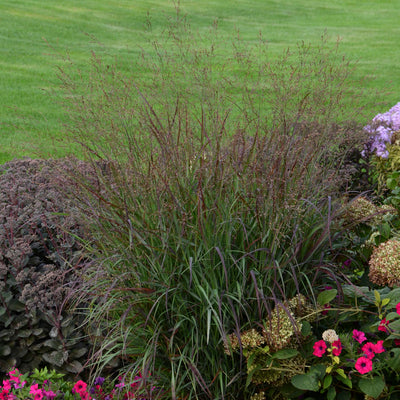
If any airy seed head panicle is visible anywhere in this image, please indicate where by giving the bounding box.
[369,239,400,287]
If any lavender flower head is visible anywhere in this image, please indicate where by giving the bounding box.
[363,102,400,158]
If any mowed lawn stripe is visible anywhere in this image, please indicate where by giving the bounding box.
[0,0,399,162]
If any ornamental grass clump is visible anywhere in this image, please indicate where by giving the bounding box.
[58,9,370,399]
[369,239,400,287]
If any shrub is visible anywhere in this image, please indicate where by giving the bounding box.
[0,157,96,377]
[58,9,371,399]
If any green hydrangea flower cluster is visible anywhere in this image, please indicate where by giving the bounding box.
[369,238,400,287]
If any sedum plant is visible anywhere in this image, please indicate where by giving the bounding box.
[0,158,101,377]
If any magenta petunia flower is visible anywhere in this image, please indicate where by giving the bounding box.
[355,356,373,374]
[313,340,327,357]
[378,318,390,333]
[373,340,385,354]
[396,302,400,316]
[352,329,367,344]
[73,381,88,394]
[30,383,40,394]
[331,340,342,356]
[362,342,376,359]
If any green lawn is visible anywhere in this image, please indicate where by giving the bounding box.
[1,0,399,163]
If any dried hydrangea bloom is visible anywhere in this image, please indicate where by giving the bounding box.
[224,328,265,354]
[322,329,339,343]
[369,239,400,287]
[262,305,302,352]
[341,196,392,226]
[250,392,265,400]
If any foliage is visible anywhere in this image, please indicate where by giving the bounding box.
[227,284,400,399]
[57,9,371,400]
[0,158,98,377]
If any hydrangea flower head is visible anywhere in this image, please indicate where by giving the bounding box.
[322,329,339,343]
[369,239,400,287]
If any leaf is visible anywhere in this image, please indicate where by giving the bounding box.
[323,374,332,390]
[271,348,299,359]
[386,348,400,371]
[381,298,390,307]
[301,320,312,336]
[386,311,398,320]
[374,290,381,305]
[378,222,391,240]
[8,299,25,312]
[317,289,337,306]
[327,386,336,400]
[358,376,385,398]
[291,373,320,392]
[335,371,352,389]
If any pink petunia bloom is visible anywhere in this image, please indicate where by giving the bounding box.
[374,340,385,354]
[43,390,56,400]
[332,340,342,356]
[355,356,373,374]
[394,339,400,346]
[34,391,43,400]
[2,381,11,392]
[73,381,88,395]
[30,384,40,394]
[0,390,10,400]
[396,302,400,316]
[313,340,327,357]
[352,329,367,344]
[362,342,376,359]
[79,391,91,400]
[378,318,390,333]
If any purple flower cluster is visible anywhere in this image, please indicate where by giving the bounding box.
[363,102,400,158]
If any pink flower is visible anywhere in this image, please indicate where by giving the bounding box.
[355,356,373,374]
[352,329,367,344]
[0,389,10,400]
[394,339,400,346]
[378,318,390,333]
[80,392,91,400]
[73,381,88,394]
[362,342,376,359]
[30,384,40,394]
[313,340,327,357]
[373,340,385,354]
[396,302,400,316]
[43,390,56,400]
[332,340,342,356]
[322,304,331,315]
[2,381,11,392]
[34,391,43,400]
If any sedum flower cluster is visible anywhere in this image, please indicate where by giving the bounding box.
[363,102,400,158]
[369,238,400,287]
